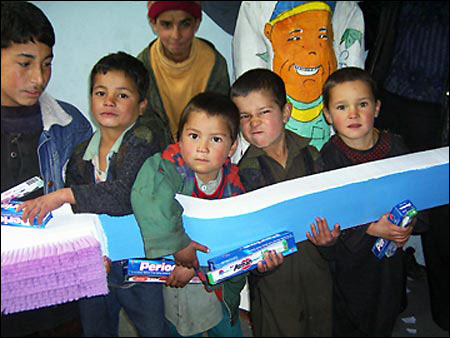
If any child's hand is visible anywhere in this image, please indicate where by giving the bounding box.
[173,240,209,270]
[306,217,341,247]
[17,188,74,225]
[165,266,196,288]
[367,213,414,248]
[394,217,417,248]
[103,256,112,274]
[257,250,284,273]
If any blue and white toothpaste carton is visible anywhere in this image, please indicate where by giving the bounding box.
[1,176,44,204]
[1,200,52,228]
[206,231,297,285]
[372,200,418,259]
[123,259,202,284]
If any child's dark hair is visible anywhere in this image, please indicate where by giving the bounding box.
[177,92,240,143]
[1,1,55,49]
[90,52,149,102]
[230,69,287,109]
[323,67,379,109]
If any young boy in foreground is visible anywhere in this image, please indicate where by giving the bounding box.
[132,92,282,336]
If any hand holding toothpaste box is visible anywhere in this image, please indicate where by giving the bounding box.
[1,200,52,228]
[372,200,418,259]
[206,231,297,285]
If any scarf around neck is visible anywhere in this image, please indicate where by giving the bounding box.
[161,143,245,199]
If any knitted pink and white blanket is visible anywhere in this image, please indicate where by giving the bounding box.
[1,205,108,314]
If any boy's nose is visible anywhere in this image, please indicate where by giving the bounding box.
[171,26,181,39]
[196,139,209,153]
[348,106,360,118]
[250,116,262,127]
[103,95,116,106]
[30,65,45,87]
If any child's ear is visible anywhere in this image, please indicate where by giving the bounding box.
[282,103,292,124]
[139,99,148,116]
[228,139,239,158]
[374,100,381,118]
[149,19,158,34]
[194,18,201,34]
[323,107,333,125]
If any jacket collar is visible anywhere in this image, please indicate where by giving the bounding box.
[244,130,311,162]
[39,92,73,131]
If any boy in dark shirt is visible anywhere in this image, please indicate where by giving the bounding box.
[19,52,168,337]
[232,69,333,337]
[309,67,421,336]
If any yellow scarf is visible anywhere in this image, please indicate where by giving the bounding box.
[151,37,215,140]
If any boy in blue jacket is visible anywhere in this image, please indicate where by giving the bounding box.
[1,2,92,336]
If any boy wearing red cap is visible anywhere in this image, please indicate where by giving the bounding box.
[138,1,231,151]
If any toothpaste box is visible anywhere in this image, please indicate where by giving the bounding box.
[123,259,202,284]
[1,201,52,228]
[1,176,44,204]
[206,231,297,285]
[372,200,418,259]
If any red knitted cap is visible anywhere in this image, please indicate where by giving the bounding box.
[147,1,202,20]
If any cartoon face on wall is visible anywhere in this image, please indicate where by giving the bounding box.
[265,1,337,122]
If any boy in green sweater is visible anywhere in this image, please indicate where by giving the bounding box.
[132,92,282,336]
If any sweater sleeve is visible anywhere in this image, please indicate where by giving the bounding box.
[207,50,231,96]
[131,155,191,259]
[332,1,366,68]
[68,125,161,216]
[233,1,273,77]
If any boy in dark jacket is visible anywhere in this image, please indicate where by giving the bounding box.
[19,52,167,337]
[309,67,422,337]
[231,69,333,337]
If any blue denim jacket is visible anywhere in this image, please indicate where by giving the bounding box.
[37,93,92,194]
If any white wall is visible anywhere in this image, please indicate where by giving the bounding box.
[31,1,234,126]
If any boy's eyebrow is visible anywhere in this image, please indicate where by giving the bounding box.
[185,127,229,137]
[160,17,192,25]
[332,97,371,105]
[17,52,54,60]
[93,84,134,92]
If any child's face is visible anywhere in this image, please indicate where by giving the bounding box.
[151,10,200,62]
[91,70,146,134]
[179,110,237,183]
[324,80,381,150]
[1,42,53,107]
[233,90,291,151]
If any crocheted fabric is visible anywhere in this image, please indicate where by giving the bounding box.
[331,131,393,164]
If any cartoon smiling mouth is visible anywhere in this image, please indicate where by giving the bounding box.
[294,65,320,76]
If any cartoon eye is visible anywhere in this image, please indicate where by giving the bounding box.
[319,34,328,40]
[288,36,302,42]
